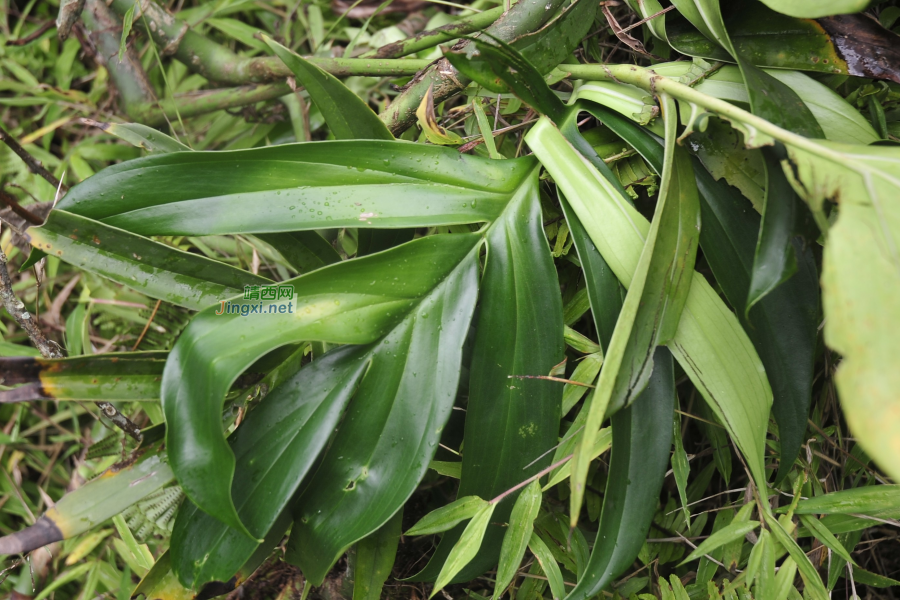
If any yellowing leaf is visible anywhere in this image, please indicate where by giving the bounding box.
[417,84,464,146]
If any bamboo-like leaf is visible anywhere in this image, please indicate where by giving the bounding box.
[680,519,760,565]
[406,496,489,536]
[565,348,675,600]
[747,529,775,600]
[528,532,566,600]
[763,510,829,600]
[672,412,692,529]
[798,514,856,565]
[789,485,900,517]
[82,119,192,153]
[492,480,542,600]
[431,503,496,597]
[774,558,798,600]
[27,211,267,311]
[263,36,393,141]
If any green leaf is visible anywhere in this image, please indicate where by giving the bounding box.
[406,496,489,536]
[0,353,165,403]
[256,231,341,274]
[472,100,501,160]
[54,141,535,236]
[790,485,900,517]
[162,233,481,539]
[432,503,496,597]
[527,116,772,494]
[564,348,675,600]
[117,1,135,63]
[763,510,829,600]
[528,532,566,600]
[850,567,900,588]
[679,521,759,565]
[352,508,403,600]
[567,97,700,522]
[560,352,602,417]
[798,515,856,565]
[774,558,798,600]
[28,211,268,311]
[412,170,563,582]
[284,235,482,583]
[0,446,173,556]
[492,480,542,600]
[263,36,393,141]
[170,345,370,588]
[82,120,192,154]
[672,412,692,529]
[756,0,869,18]
[746,529,775,600]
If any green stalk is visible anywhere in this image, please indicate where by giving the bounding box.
[107,0,428,83]
[131,83,292,126]
[82,0,156,117]
[378,0,567,134]
[359,6,504,59]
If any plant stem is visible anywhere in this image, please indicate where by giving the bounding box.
[107,0,429,83]
[83,0,158,122]
[379,0,568,134]
[360,6,504,59]
[131,83,292,126]
[489,454,571,505]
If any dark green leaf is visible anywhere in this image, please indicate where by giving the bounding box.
[528,532,566,600]
[257,231,341,274]
[27,211,268,311]
[170,345,370,588]
[283,236,481,583]
[412,170,564,582]
[162,233,482,539]
[54,142,536,236]
[263,37,393,141]
[565,348,675,600]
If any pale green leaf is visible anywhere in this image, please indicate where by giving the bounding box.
[431,502,496,596]
[406,495,488,536]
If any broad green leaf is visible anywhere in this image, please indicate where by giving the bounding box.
[82,119,192,153]
[406,496,489,536]
[352,508,403,600]
[791,485,900,517]
[53,141,535,236]
[257,231,341,274]
[412,170,563,582]
[284,235,482,583]
[0,445,173,556]
[528,532,566,600]
[564,348,675,600]
[756,0,868,18]
[432,503,496,597]
[798,515,856,565]
[170,345,369,588]
[263,37,393,141]
[0,353,165,403]
[27,211,268,311]
[162,233,481,539]
[493,480,542,600]
[568,97,700,522]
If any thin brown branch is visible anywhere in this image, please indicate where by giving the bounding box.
[0,190,43,226]
[0,127,65,192]
[131,299,162,351]
[5,20,56,46]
